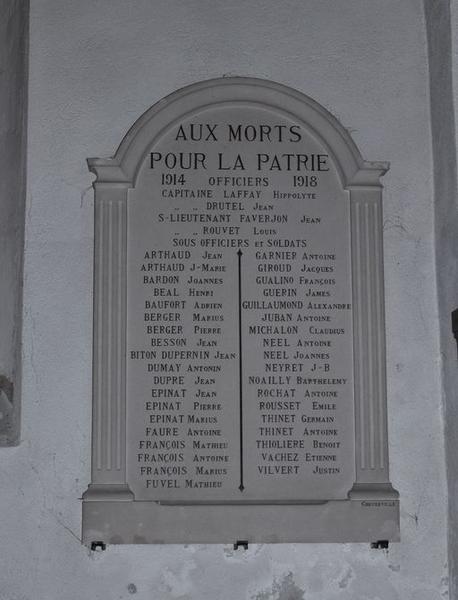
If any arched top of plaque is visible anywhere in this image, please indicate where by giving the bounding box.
[87,77,388,188]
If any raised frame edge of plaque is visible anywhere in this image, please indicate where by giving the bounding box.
[82,76,399,544]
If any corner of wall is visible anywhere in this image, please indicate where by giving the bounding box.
[424,1,458,597]
[0,0,29,446]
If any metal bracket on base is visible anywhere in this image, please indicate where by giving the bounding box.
[91,541,106,552]
[234,540,249,550]
[371,540,389,550]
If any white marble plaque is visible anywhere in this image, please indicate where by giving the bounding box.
[82,78,399,544]
[127,107,354,502]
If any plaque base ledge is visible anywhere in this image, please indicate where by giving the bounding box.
[82,496,400,545]
[348,482,399,500]
[82,483,134,502]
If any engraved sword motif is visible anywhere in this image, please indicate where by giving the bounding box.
[237,248,245,492]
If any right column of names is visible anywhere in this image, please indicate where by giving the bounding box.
[242,184,354,499]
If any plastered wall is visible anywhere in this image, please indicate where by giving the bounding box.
[0,1,450,599]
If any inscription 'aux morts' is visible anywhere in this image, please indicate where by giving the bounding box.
[150,121,330,173]
[126,106,354,502]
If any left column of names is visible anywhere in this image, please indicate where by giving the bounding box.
[127,191,240,500]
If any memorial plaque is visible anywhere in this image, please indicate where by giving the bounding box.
[82,78,399,544]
